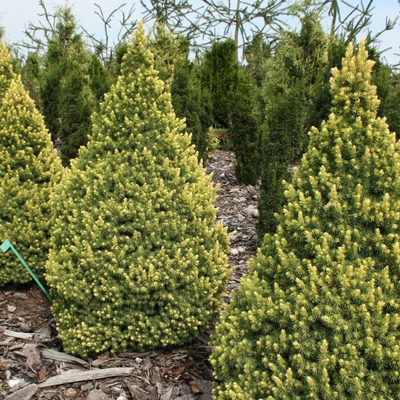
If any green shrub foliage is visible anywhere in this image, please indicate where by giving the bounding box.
[229,67,260,185]
[22,52,42,111]
[201,39,238,128]
[382,74,400,138]
[0,43,62,286]
[172,54,213,162]
[46,23,230,357]
[211,41,400,399]
[149,26,212,161]
[41,7,95,166]
[257,13,329,239]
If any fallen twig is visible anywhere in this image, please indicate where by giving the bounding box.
[37,367,134,388]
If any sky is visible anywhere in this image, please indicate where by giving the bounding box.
[0,0,399,66]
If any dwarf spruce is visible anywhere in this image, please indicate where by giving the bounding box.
[211,41,400,399]
[0,43,62,286]
[46,23,229,357]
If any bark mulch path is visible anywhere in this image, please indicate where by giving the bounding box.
[0,150,259,400]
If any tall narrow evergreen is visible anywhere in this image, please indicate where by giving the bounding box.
[201,39,238,129]
[0,43,62,286]
[41,7,95,166]
[171,50,213,162]
[257,13,329,239]
[22,52,42,111]
[149,26,212,161]
[229,67,260,185]
[211,41,400,399]
[46,23,229,357]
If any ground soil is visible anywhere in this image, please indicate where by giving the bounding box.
[0,150,259,400]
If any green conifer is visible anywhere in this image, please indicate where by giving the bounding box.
[229,67,260,185]
[201,39,238,129]
[257,13,328,239]
[22,52,42,111]
[41,7,95,166]
[172,52,213,162]
[46,23,229,357]
[0,43,62,286]
[211,40,400,399]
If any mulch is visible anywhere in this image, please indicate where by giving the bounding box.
[0,150,259,400]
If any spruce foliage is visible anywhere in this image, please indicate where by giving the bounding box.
[0,43,62,286]
[211,41,400,399]
[46,23,229,357]
[257,14,328,238]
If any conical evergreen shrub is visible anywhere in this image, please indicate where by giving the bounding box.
[46,23,230,357]
[0,43,62,286]
[211,40,400,399]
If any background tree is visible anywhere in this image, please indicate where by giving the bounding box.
[141,0,201,42]
[198,0,288,60]
[211,39,400,400]
[201,39,238,129]
[0,43,62,286]
[88,54,111,103]
[380,71,400,138]
[171,49,213,161]
[144,25,213,161]
[82,2,137,67]
[257,12,329,238]
[40,6,95,166]
[368,50,400,139]
[22,52,42,110]
[244,32,271,88]
[46,23,229,357]
[322,0,397,43]
[229,66,260,184]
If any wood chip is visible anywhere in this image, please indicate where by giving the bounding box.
[4,330,33,340]
[127,383,149,400]
[37,367,134,388]
[160,385,174,400]
[4,383,37,400]
[171,361,195,378]
[41,349,89,366]
[86,389,109,400]
[23,343,41,372]
[0,358,12,371]
[148,386,158,400]
[38,366,47,382]
[190,382,202,394]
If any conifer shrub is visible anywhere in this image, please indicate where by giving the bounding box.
[148,27,212,161]
[211,41,400,399]
[46,23,230,358]
[201,39,238,129]
[257,14,329,239]
[0,43,62,286]
[172,58,212,162]
[229,67,260,185]
[40,6,95,166]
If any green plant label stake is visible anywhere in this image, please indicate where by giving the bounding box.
[1,239,53,302]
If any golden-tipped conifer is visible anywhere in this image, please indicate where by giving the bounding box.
[46,23,229,357]
[0,43,62,285]
[211,40,400,399]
